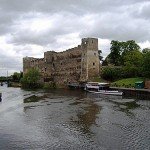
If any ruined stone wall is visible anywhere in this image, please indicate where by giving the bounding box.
[23,38,100,86]
[23,57,34,74]
[44,46,82,86]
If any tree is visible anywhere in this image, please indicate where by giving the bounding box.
[98,50,103,61]
[123,50,143,67]
[121,40,140,55]
[142,48,150,54]
[101,67,123,81]
[109,40,122,66]
[107,40,141,66]
[142,51,150,78]
[21,68,41,88]
[12,72,23,82]
[122,50,143,77]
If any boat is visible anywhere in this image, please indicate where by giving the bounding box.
[85,82,123,96]
[67,82,80,89]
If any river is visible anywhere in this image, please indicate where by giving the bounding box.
[0,86,150,150]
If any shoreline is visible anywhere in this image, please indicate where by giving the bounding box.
[110,87,150,99]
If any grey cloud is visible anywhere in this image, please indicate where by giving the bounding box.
[0,53,22,73]
[0,0,150,75]
[134,3,150,20]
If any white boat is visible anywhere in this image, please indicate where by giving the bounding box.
[85,82,123,96]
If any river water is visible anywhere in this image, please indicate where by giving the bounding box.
[0,86,150,150]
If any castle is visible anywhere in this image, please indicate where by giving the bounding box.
[23,38,100,87]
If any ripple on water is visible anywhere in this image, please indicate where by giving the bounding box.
[0,87,150,150]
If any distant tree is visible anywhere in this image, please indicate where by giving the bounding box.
[142,51,150,78]
[122,50,143,77]
[123,50,143,67]
[102,58,108,66]
[105,40,141,66]
[20,68,41,88]
[121,40,140,55]
[101,67,123,81]
[109,40,122,66]
[121,41,141,65]
[142,48,150,54]
[12,72,23,82]
[98,50,103,61]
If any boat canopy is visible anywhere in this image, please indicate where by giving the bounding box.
[87,82,110,86]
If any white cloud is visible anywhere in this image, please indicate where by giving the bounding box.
[0,0,150,76]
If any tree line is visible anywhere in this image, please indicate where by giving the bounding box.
[101,40,150,81]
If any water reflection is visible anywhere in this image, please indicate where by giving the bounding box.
[1,87,150,150]
[70,99,100,135]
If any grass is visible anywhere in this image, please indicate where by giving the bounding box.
[111,77,144,88]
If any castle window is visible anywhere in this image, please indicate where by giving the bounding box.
[61,62,62,65]
[92,40,93,43]
[45,67,47,72]
[94,53,96,56]
[93,62,95,66]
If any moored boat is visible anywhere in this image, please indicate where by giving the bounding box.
[85,82,123,96]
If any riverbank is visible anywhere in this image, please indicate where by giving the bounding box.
[110,87,150,99]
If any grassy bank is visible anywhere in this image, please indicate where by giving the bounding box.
[111,78,144,88]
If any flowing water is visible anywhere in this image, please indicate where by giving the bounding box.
[0,86,150,150]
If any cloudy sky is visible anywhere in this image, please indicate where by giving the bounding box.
[0,0,150,76]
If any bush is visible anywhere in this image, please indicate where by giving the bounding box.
[101,67,123,81]
[21,68,41,89]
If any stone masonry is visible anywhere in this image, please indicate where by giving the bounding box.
[23,38,100,87]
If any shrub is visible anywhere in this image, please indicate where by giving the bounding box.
[21,68,41,89]
[101,67,122,81]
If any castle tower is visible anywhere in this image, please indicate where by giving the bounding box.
[80,38,100,81]
[23,57,33,74]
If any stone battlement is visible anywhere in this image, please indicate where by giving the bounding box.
[23,38,100,86]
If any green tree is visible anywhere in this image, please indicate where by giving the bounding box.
[21,68,41,88]
[121,40,140,55]
[98,50,103,61]
[107,40,141,66]
[142,48,150,54]
[101,67,123,81]
[123,50,143,67]
[109,40,122,66]
[122,50,143,77]
[12,72,23,82]
[142,51,150,78]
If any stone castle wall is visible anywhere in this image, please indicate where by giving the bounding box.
[23,38,100,86]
